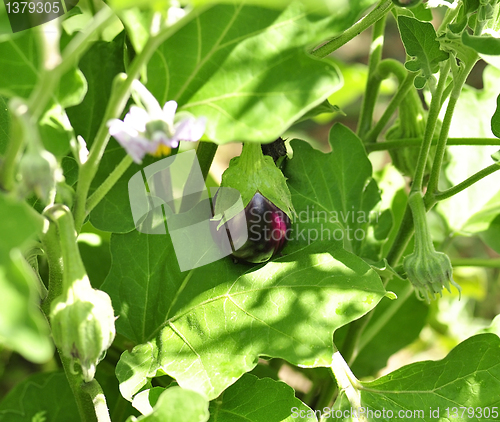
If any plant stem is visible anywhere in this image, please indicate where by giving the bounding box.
[82,380,112,422]
[310,0,394,58]
[59,352,98,422]
[386,205,414,267]
[196,141,218,181]
[45,205,86,290]
[425,58,478,198]
[364,71,417,143]
[357,15,387,138]
[434,163,500,202]
[365,137,500,152]
[411,61,451,194]
[85,155,133,215]
[452,258,500,267]
[329,346,366,422]
[0,103,25,192]
[41,220,64,315]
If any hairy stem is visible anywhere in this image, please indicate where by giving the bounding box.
[357,15,387,138]
[411,61,451,194]
[59,352,98,422]
[311,0,393,58]
[364,70,417,143]
[85,155,134,215]
[366,137,500,152]
[425,58,478,198]
[433,163,500,202]
[82,380,112,422]
[41,220,64,315]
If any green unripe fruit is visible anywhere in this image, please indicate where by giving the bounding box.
[50,278,116,382]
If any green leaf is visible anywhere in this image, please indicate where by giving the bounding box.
[208,374,317,422]
[0,193,43,255]
[283,125,386,259]
[66,35,126,148]
[480,213,500,253]
[0,30,39,98]
[57,68,87,109]
[118,8,152,53]
[0,249,54,363]
[147,3,347,144]
[333,334,500,420]
[109,0,377,17]
[397,16,449,88]
[492,92,500,137]
[0,31,86,106]
[38,103,75,157]
[111,236,385,400]
[126,387,209,422]
[0,194,52,363]
[0,372,77,421]
[462,31,500,55]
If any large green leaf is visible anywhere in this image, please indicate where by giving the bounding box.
[126,387,209,422]
[0,30,39,98]
[0,372,77,421]
[208,374,317,421]
[146,3,349,144]
[110,234,385,400]
[332,334,500,421]
[283,125,387,260]
[0,30,86,105]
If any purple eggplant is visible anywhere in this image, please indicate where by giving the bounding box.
[212,142,295,264]
[212,192,291,264]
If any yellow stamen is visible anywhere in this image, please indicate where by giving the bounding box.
[150,144,171,157]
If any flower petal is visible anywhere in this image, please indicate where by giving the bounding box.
[108,119,156,164]
[125,106,149,132]
[162,101,178,124]
[173,117,207,143]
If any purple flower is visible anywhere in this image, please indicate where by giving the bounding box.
[107,93,206,164]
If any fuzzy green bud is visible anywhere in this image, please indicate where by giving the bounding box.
[50,278,116,382]
[403,192,461,302]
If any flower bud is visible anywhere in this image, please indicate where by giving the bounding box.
[404,249,461,302]
[50,279,115,382]
[404,192,461,302]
